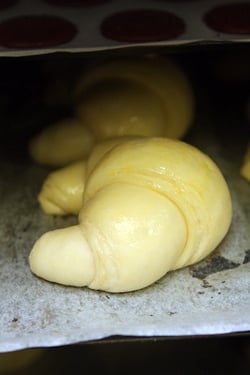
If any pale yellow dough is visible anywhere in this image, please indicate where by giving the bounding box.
[38,137,138,215]
[38,160,86,215]
[75,57,194,140]
[29,118,94,167]
[75,80,167,140]
[29,57,194,167]
[29,137,232,293]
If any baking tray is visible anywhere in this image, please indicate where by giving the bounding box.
[0,65,249,351]
[0,0,250,57]
[0,0,249,351]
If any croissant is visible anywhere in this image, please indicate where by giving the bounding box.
[29,118,94,167]
[29,137,232,293]
[38,160,86,215]
[38,136,138,215]
[29,56,194,167]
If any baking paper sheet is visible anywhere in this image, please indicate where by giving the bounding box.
[0,0,249,57]
[0,110,249,353]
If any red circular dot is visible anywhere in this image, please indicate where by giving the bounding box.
[204,2,250,35]
[44,0,109,6]
[0,15,77,49]
[101,9,186,43]
[0,0,18,9]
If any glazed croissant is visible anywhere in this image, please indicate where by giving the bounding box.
[29,137,232,293]
[29,56,194,167]
[38,136,137,215]
[38,160,86,215]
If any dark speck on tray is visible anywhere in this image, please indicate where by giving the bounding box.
[190,255,240,279]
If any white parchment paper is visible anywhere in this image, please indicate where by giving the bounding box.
[0,0,249,57]
[0,110,249,353]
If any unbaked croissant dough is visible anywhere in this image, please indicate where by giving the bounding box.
[74,57,194,140]
[38,136,139,215]
[38,160,86,215]
[29,118,94,167]
[29,56,194,167]
[29,137,232,293]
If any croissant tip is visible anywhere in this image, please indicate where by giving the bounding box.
[29,225,95,287]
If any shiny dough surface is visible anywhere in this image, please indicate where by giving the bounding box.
[29,137,232,293]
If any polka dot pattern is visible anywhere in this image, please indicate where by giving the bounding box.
[0,1,248,55]
[101,9,186,42]
[204,3,250,35]
[0,15,77,48]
